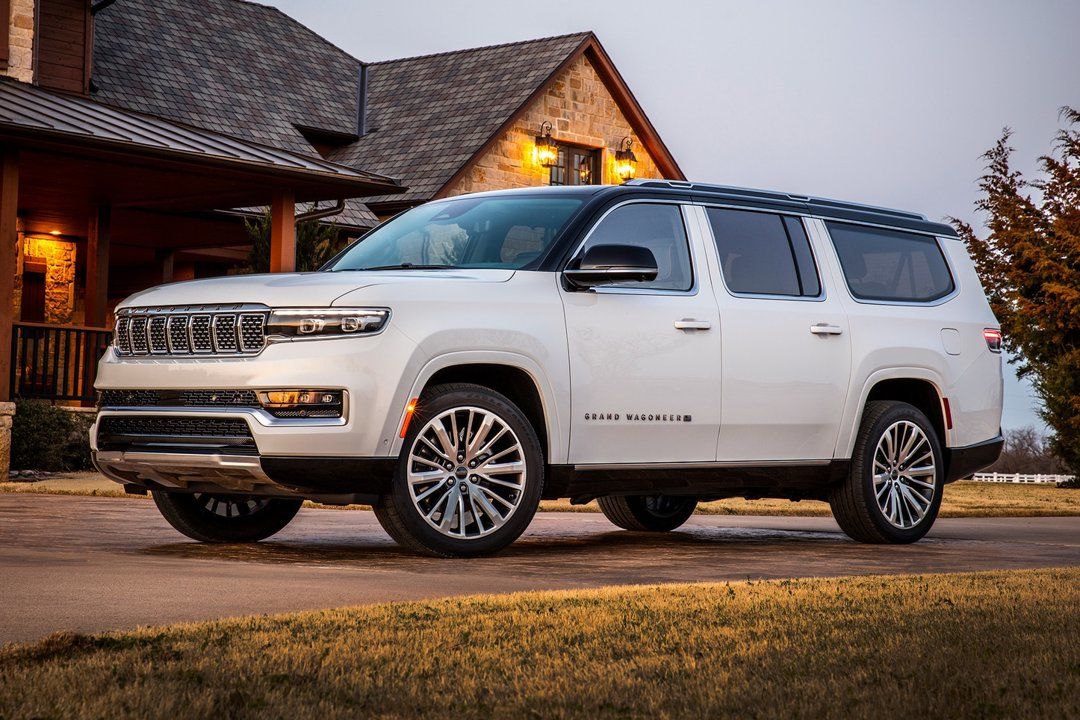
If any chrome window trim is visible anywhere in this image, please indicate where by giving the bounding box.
[698,208,828,304]
[562,198,700,298]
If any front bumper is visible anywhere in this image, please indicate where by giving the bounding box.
[93,449,395,504]
[943,434,1004,483]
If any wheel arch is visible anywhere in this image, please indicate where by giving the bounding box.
[391,352,563,462]
[837,369,950,458]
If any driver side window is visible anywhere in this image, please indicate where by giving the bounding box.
[578,203,693,291]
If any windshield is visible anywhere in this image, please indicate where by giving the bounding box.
[327,196,583,271]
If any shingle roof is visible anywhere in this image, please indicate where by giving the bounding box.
[92,0,360,156]
[329,32,593,206]
[0,78,394,191]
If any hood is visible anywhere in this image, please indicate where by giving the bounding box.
[117,270,517,310]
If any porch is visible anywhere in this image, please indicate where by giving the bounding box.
[0,80,400,472]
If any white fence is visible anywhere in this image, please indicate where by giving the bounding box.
[971,472,1074,485]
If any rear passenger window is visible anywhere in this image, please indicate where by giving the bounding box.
[825,222,954,302]
[579,203,693,291]
[705,208,821,297]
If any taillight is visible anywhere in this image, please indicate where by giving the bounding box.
[983,328,1002,353]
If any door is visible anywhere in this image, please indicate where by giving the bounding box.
[20,261,46,323]
[699,205,852,461]
[561,201,722,464]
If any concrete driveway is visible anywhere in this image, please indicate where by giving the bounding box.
[1,493,1077,645]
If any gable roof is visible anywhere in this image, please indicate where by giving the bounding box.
[91,3,683,216]
[92,0,360,156]
[330,32,684,208]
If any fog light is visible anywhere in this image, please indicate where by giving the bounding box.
[258,389,344,418]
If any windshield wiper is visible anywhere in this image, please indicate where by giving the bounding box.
[338,263,458,272]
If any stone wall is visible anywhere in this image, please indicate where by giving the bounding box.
[13,235,77,324]
[443,54,663,197]
[4,0,35,83]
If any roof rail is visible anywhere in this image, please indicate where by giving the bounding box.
[623,179,928,222]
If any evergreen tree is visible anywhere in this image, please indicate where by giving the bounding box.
[953,108,1080,471]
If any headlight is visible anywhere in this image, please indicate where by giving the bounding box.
[266,308,389,339]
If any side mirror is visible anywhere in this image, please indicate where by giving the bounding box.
[563,244,659,289]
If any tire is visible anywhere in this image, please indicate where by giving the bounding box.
[597,495,698,532]
[374,383,544,557]
[829,400,944,544]
[151,491,301,543]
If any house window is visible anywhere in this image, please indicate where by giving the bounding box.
[549,145,600,186]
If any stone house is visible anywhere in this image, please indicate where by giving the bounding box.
[0,0,682,477]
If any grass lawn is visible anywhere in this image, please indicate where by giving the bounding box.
[4,473,1078,517]
[0,568,1076,719]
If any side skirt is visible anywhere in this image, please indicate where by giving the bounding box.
[543,460,850,503]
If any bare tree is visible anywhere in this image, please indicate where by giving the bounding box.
[988,427,1067,474]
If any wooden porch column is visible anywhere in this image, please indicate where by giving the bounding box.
[269,188,296,273]
[0,148,18,402]
[85,204,111,328]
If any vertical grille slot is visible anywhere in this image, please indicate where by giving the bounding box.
[239,314,266,352]
[212,314,239,352]
[148,317,168,354]
[190,315,213,353]
[167,315,190,353]
[114,317,132,354]
[129,317,150,354]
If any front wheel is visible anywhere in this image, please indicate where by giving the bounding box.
[152,491,301,543]
[597,495,698,532]
[829,400,944,543]
[374,383,544,557]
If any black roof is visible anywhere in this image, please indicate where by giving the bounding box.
[621,180,959,237]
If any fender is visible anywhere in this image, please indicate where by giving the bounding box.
[383,350,568,462]
[835,366,949,458]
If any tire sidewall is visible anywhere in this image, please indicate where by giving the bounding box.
[627,495,697,531]
[386,386,544,556]
[152,491,301,543]
[857,403,944,543]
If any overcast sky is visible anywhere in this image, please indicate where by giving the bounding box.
[267,0,1080,431]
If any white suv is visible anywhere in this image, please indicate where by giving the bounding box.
[92,180,1004,556]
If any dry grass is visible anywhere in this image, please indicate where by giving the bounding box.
[541,479,1080,517]
[4,475,1079,517]
[0,568,1075,719]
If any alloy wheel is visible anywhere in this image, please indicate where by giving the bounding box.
[193,493,272,518]
[872,420,937,529]
[406,406,527,539]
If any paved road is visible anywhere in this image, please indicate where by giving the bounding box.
[1,494,1077,645]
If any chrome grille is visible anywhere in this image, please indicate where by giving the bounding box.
[114,306,268,357]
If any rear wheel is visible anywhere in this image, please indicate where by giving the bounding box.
[151,491,301,543]
[597,494,698,532]
[829,400,944,543]
[374,383,544,557]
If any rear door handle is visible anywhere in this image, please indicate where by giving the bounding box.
[810,323,843,336]
[674,319,712,331]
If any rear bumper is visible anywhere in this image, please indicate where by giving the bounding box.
[93,449,396,505]
[943,435,1004,483]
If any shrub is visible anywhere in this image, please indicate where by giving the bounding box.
[10,401,94,472]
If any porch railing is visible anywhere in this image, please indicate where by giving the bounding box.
[10,322,113,403]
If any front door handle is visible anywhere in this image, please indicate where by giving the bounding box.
[674,319,712,331]
[810,323,843,336]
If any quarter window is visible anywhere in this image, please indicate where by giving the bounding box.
[577,203,693,291]
[706,208,821,297]
[825,222,954,302]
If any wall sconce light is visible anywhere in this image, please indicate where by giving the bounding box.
[615,137,637,181]
[535,121,559,168]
